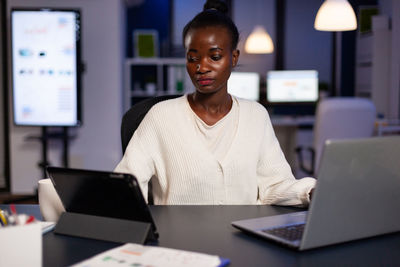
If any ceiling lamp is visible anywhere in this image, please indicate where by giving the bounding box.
[314,0,357,31]
[244,25,274,54]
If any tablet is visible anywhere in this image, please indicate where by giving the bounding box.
[46,167,158,239]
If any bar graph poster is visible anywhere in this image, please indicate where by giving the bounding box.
[11,9,81,126]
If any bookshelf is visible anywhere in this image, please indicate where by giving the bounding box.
[124,58,194,111]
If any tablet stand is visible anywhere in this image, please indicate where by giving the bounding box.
[54,212,156,244]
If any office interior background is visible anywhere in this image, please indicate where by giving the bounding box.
[0,0,399,196]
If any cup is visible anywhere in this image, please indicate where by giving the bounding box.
[38,178,65,222]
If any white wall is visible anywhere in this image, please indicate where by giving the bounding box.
[6,0,125,193]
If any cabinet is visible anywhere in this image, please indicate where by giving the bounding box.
[355,15,392,118]
[124,58,194,111]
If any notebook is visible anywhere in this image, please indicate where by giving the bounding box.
[46,167,158,241]
[232,136,400,250]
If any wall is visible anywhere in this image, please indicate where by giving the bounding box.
[6,0,125,193]
[0,0,6,189]
[126,0,171,57]
[285,0,331,86]
[172,0,204,50]
[389,0,400,119]
[172,0,276,75]
[233,0,276,75]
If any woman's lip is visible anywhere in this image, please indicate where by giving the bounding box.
[197,79,214,86]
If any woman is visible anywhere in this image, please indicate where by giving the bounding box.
[115,0,315,205]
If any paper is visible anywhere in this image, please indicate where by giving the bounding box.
[72,243,223,267]
[39,221,55,234]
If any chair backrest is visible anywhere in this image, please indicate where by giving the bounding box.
[121,95,181,154]
[121,95,181,205]
[313,97,376,171]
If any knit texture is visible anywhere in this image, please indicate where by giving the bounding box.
[115,95,316,205]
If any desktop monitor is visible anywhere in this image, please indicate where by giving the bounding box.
[267,70,318,104]
[11,8,82,126]
[228,72,260,101]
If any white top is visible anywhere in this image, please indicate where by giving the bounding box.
[115,95,316,206]
[191,97,239,162]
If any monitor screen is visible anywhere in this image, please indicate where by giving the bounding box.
[267,70,318,103]
[228,72,260,101]
[11,8,81,126]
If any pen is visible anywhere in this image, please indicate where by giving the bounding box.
[25,215,36,224]
[0,208,8,226]
[0,206,37,227]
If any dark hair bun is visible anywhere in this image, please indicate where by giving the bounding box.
[203,0,228,14]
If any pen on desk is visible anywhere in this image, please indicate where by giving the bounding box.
[0,208,8,226]
[25,215,36,224]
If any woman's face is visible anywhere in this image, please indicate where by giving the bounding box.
[184,26,239,95]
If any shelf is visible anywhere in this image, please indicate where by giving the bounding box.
[125,57,186,66]
[130,90,177,98]
[124,57,193,111]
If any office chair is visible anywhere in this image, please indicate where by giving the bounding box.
[121,94,181,204]
[296,97,376,176]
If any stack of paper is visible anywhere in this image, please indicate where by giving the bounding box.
[72,243,229,267]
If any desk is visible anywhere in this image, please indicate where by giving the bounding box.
[2,204,400,266]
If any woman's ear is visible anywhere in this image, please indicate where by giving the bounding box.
[232,49,240,67]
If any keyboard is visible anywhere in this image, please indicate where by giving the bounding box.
[261,223,305,241]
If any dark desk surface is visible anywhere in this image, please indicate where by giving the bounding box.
[2,204,400,267]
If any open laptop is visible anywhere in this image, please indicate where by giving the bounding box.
[46,167,158,242]
[232,136,400,250]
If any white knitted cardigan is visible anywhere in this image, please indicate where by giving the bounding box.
[115,95,316,206]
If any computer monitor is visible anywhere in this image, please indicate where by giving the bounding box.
[267,70,318,104]
[11,8,82,126]
[228,72,260,101]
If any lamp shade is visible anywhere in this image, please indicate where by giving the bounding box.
[314,0,357,31]
[245,26,274,54]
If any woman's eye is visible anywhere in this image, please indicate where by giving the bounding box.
[211,55,222,61]
[187,56,198,62]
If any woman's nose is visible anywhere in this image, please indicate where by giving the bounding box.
[196,60,209,73]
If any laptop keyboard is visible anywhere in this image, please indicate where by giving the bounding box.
[262,223,305,241]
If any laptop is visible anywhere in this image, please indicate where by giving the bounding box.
[232,136,400,250]
[46,167,158,242]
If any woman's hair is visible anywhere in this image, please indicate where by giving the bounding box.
[182,0,240,50]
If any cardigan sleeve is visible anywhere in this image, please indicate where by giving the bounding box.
[256,112,316,207]
[114,129,155,203]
